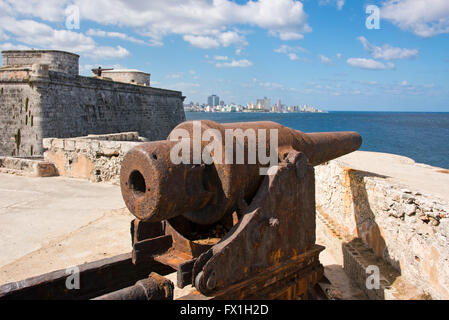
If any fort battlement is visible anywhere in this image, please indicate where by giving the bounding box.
[2,50,79,76]
[0,50,185,157]
[100,69,151,86]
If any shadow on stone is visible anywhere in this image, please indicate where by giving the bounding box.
[342,168,401,300]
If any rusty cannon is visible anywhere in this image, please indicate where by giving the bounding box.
[0,120,361,300]
[119,120,362,299]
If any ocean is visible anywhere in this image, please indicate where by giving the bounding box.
[185,111,449,169]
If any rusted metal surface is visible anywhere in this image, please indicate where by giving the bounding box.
[132,235,173,264]
[120,120,361,224]
[192,151,323,297]
[0,253,174,300]
[93,272,174,300]
[1,120,360,300]
[121,120,362,299]
[130,219,164,245]
[177,258,197,289]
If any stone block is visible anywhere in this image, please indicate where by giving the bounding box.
[64,139,76,151]
[75,139,89,150]
[35,162,58,177]
[42,138,54,149]
[120,142,142,154]
[99,140,120,151]
[52,139,64,149]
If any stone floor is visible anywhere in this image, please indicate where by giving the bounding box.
[0,173,133,285]
[0,171,366,298]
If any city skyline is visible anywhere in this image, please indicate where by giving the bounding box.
[185,96,324,113]
[0,1,448,111]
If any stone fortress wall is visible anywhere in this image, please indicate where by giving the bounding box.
[42,132,144,184]
[0,50,185,157]
[315,152,449,299]
[2,50,79,75]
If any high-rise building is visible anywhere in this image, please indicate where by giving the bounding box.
[256,97,271,110]
[207,94,220,107]
[263,97,271,110]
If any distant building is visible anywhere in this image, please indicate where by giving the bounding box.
[256,97,271,110]
[0,49,185,157]
[207,94,220,107]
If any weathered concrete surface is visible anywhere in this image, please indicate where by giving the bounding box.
[0,156,57,177]
[315,151,449,300]
[0,173,133,285]
[43,136,143,184]
[332,151,449,200]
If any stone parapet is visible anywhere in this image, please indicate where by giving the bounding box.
[0,156,57,177]
[315,151,449,299]
[43,135,143,184]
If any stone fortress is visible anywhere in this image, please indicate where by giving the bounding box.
[1,51,448,300]
[0,50,185,157]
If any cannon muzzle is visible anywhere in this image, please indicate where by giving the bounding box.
[120,120,361,225]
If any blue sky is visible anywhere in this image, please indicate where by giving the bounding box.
[1,0,449,111]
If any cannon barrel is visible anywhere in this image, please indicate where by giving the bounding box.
[299,131,363,166]
[120,120,361,224]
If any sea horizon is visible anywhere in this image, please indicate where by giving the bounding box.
[186,111,449,170]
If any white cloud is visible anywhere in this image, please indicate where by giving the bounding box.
[288,53,300,61]
[216,59,253,68]
[274,45,307,61]
[251,78,285,90]
[1,0,69,22]
[10,0,310,48]
[0,30,9,41]
[86,29,147,45]
[347,58,395,70]
[336,53,342,59]
[214,55,229,61]
[274,45,307,54]
[217,31,248,47]
[319,0,345,10]
[165,72,185,79]
[319,54,332,64]
[259,81,284,89]
[0,16,130,59]
[358,36,418,60]
[0,42,30,50]
[183,35,220,49]
[85,46,130,59]
[276,31,304,40]
[0,17,94,52]
[380,0,449,37]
